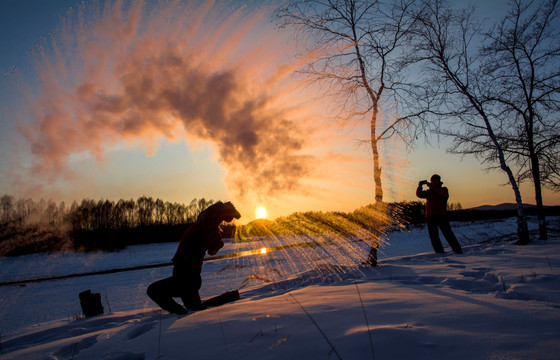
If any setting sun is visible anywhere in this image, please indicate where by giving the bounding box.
[256,206,267,219]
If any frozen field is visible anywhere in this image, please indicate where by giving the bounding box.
[0,216,559,359]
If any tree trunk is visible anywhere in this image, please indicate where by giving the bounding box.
[371,135,383,203]
[352,27,383,203]
[530,153,548,240]
[467,99,531,244]
[493,140,530,245]
[367,102,383,265]
[524,108,547,239]
[513,194,531,245]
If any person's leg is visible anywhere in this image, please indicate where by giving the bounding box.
[181,290,203,310]
[427,217,445,253]
[147,277,187,314]
[439,218,463,254]
[180,274,203,310]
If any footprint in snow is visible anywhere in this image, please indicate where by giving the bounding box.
[126,321,157,340]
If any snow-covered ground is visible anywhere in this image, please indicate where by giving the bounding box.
[1,216,559,359]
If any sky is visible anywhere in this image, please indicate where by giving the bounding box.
[0,0,558,222]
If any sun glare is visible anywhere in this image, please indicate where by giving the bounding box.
[256,206,267,219]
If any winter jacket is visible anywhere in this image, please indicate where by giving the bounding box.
[416,185,449,218]
[172,206,225,273]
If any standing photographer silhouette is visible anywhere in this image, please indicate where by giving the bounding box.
[416,174,463,254]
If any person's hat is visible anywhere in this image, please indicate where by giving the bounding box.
[221,201,241,220]
[198,201,241,222]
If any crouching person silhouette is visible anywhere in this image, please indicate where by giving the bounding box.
[147,201,241,314]
[416,174,463,255]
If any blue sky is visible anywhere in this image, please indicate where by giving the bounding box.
[1,0,558,221]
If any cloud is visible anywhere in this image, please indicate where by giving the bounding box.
[21,0,317,198]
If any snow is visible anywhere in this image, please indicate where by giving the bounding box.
[1,216,559,360]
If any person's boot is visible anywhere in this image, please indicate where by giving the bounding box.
[169,303,188,315]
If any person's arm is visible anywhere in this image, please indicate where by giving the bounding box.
[416,181,428,198]
[207,240,224,256]
[206,227,224,256]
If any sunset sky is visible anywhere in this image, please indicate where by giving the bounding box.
[1,0,558,222]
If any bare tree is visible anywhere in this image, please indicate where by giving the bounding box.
[412,0,531,243]
[0,195,14,223]
[137,196,155,227]
[154,198,165,225]
[276,0,422,203]
[15,198,27,225]
[45,199,58,226]
[479,0,560,240]
[541,150,560,191]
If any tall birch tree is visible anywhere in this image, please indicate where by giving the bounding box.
[412,0,532,243]
[276,0,421,203]
[479,0,560,240]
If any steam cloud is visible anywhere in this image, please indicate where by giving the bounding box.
[21,1,316,197]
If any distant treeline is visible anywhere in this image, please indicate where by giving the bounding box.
[1,195,558,257]
[0,195,214,229]
[0,195,220,256]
